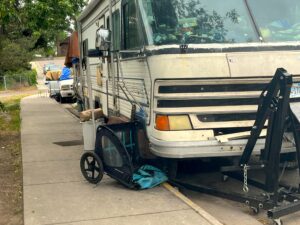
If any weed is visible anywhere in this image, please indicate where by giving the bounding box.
[0,101,5,111]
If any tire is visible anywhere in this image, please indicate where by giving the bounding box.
[55,94,61,102]
[80,151,104,184]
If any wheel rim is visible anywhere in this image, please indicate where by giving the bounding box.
[80,152,103,184]
[84,156,100,179]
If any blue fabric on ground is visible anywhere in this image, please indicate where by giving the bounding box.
[59,67,72,80]
[133,165,168,189]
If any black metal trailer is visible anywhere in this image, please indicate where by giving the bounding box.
[171,68,300,225]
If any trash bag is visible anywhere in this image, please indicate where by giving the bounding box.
[133,165,168,189]
[59,67,72,80]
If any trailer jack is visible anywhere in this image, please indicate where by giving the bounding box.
[171,68,300,223]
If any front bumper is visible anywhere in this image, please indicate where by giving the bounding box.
[149,137,295,158]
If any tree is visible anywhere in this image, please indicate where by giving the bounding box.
[23,0,87,52]
[0,0,22,35]
[0,0,87,75]
[0,0,87,54]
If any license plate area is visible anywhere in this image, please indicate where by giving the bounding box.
[290,83,300,98]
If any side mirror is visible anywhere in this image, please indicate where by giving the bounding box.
[95,28,111,51]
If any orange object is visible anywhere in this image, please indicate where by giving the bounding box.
[65,31,80,66]
[46,70,62,81]
[155,115,170,131]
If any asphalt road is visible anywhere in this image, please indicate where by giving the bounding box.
[175,160,300,225]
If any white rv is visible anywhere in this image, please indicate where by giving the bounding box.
[76,0,300,159]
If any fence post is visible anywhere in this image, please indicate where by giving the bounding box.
[3,76,7,90]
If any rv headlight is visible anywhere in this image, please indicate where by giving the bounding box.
[155,115,192,131]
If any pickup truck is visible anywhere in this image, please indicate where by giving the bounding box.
[46,79,75,103]
[57,79,75,103]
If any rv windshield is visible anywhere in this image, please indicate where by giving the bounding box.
[247,0,300,42]
[139,0,259,45]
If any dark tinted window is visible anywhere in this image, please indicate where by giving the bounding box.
[113,10,121,50]
[82,39,88,57]
[123,1,140,49]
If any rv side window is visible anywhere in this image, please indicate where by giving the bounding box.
[112,10,121,50]
[123,1,140,49]
[107,17,110,29]
[82,39,88,57]
[82,39,88,70]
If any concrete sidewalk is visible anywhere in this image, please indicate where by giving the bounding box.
[21,96,212,225]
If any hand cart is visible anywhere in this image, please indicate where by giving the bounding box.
[80,121,143,188]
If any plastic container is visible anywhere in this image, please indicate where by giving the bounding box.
[82,120,102,151]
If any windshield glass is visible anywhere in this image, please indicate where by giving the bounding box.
[247,0,300,42]
[139,0,259,45]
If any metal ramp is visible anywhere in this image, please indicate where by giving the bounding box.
[171,68,300,224]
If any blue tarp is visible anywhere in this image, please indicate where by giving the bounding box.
[133,165,168,189]
[59,67,72,80]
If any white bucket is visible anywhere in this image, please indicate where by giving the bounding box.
[82,120,102,151]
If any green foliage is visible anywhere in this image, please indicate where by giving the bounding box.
[0,98,20,132]
[0,0,87,63]
[0,0,22,35]
[25,69,38,86]
[0,69,37,90]
[0,101,5,112]
[0,38,33,74]
[23,0,87,51]
[0,0,87,80]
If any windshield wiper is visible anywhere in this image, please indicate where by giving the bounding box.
[244,0,264,42]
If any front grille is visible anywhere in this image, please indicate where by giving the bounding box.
[157,98,260,108]
[158,83,267,93]
[154,79,271,130]
[197,113,257,122]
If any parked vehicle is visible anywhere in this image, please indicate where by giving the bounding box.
[75,0,300,159]
[58,79,75,103]
[48,80,60,98]
[43,63,61,75]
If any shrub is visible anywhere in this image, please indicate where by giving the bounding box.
[0,38,33,74]
[0,69,37,89]
[0,101,5,112]
[24,69,37,86]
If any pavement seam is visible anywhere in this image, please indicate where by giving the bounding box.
[23,178,111,187]
[163,183,224,225]
[62,106,80,121]
[23,180,83,187]
[40,208,193,225]
[23,158,81,164]
[23,159,80,164]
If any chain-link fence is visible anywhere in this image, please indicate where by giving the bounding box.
[0,72,37,90]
